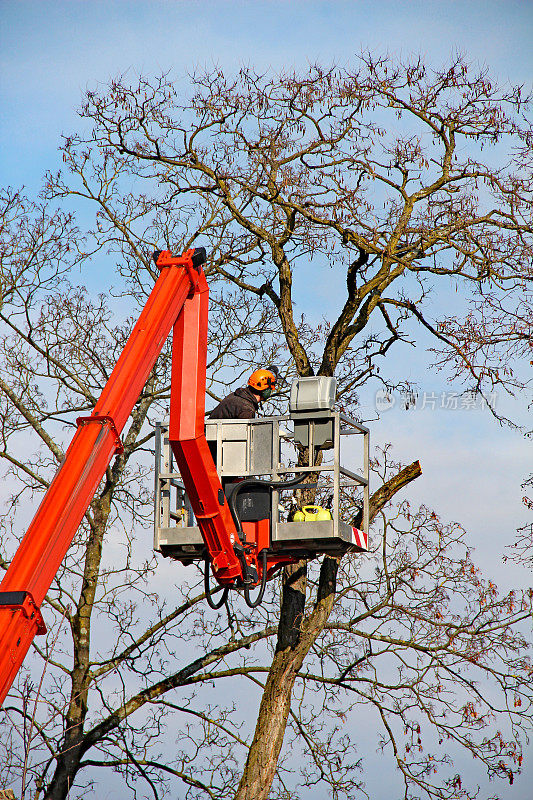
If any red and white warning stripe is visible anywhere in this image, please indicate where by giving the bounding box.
[351,526,368,551]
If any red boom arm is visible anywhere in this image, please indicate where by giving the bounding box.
[0,249,241,708]
[167,266,242,581]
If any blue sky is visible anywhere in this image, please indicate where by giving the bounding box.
[1,2,532,797]
[1,0,532,193]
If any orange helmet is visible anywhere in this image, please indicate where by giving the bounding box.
[248,366,278,400]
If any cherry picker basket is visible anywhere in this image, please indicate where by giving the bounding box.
[154,378,369,565]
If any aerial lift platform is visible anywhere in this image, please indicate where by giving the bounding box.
[154,379,369,597]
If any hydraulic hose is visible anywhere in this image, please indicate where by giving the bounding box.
[204,474,303,611]
[229,473,304,609]
[244,548,268,608]
[203,557,230,609]
[228,473,304,541]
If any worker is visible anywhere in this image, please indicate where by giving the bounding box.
[208,366,278,420]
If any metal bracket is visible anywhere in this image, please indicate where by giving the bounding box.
[153,249,202,296]
[153,250,176,270]
[0,590,46,635]
[184,263,200,295]
[76,415,124,455]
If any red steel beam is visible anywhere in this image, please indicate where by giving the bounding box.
[168,276,242,582]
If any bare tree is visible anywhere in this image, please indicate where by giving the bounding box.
[1,53,532,800]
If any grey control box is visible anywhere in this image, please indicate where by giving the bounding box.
[290,376,337,413]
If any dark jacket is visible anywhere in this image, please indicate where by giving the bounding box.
[208,386,259,420]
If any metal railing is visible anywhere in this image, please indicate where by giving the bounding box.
[154,412,369,555]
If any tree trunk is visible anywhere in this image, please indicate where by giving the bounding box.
[234,461,422,800]
[43,501,110,800]
[234,651,300,799]
[43,733,85,800]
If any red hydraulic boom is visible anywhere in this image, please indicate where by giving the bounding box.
[0,247,282,708]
